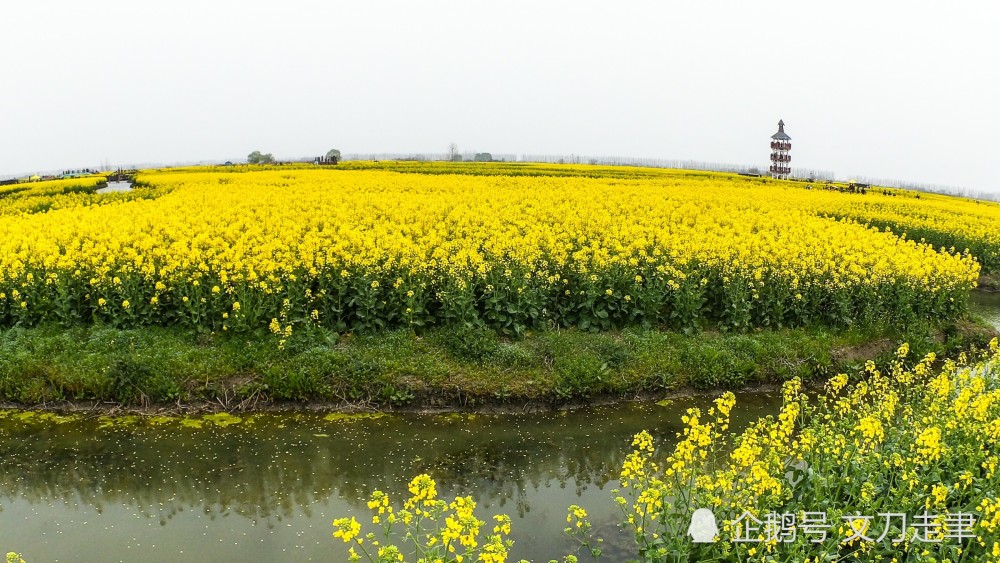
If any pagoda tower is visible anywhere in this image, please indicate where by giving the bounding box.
[769,120,791,179]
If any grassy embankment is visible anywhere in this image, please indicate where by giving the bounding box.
[0,317,995,411]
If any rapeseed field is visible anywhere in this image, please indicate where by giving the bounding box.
[0,165,990,337]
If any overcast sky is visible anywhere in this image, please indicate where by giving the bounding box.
[2,1,997,193]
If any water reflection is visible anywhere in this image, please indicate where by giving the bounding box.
[95,181,133,194]
[970,289,1000,331]
[0,393,781,561]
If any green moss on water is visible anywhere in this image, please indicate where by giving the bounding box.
[202,412,243,426]
[97,415,140,429]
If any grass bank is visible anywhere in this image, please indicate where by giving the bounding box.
[0,317,995,412]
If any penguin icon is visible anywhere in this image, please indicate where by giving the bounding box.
[688,508,719,543]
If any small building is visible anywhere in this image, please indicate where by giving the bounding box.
[61,169,97,179]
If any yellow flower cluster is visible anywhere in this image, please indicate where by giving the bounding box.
[611,337,1000,560]
[334,473,513,563]
[810,188,1000,271]
[0,175,128,218]
[0,176,105,198]
[331,516,362,544]
[0,165,985,333]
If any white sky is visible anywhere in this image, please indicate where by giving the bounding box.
[2,1,998,193]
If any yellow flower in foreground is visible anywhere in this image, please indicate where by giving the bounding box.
[332,516,362,544]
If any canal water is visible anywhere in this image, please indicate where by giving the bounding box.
[96,181,133,194]
[971,289,1000,330]
[0,393,782,562]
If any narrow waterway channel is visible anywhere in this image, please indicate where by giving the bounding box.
[2,291,997,561]
[971,289,1000,330]
[0,393,781,562]
[95,181,133,194]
